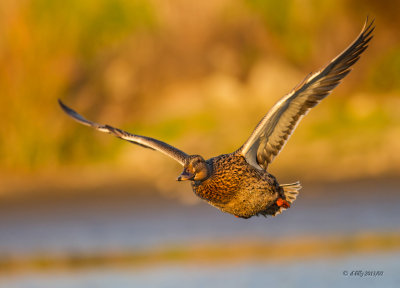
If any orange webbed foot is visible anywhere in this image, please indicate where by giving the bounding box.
[276,197,290,209]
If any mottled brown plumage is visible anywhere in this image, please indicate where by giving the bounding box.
[191,153,285,218]
[59,19,374,219]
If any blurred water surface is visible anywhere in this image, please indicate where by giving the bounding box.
[0,179,399,287]
[0,251,399,288]
[0,179,399,257]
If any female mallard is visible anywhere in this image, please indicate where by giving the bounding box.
[59,20,374,219]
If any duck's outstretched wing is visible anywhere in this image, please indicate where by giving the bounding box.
[238,19,374,170]
[58,100,189,166]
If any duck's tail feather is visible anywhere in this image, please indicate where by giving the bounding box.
[272,181,302,217]
[256,181,302,218]
[281,181,301,203]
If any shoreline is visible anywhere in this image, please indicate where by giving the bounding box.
[1,168,399,200]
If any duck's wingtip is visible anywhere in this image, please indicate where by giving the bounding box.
[58,98,73,115]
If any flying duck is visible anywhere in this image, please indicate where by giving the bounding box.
[59,19,374,219]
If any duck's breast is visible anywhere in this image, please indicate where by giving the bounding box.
[192,154,276,205]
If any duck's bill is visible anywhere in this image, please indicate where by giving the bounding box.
[177,171,195,181]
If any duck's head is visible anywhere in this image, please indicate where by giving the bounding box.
[177,155,209,182]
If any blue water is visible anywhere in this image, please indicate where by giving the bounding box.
[0,178,399,287]
[0,179,398,257]
[0,252,399,288]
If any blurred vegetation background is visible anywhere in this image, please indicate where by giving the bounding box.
[1,0,399,195]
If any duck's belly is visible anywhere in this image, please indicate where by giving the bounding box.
[191,154,282,218]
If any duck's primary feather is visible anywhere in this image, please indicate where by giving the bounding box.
[239,19,374,170]
[58,99,189,166]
